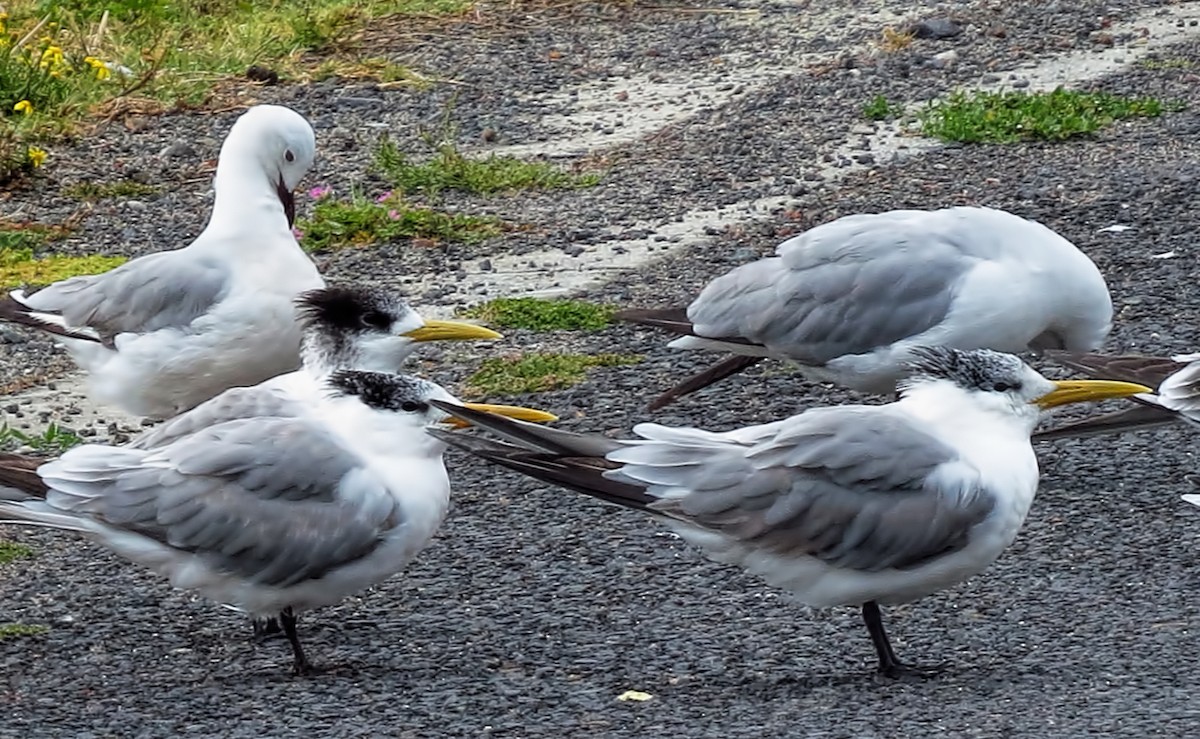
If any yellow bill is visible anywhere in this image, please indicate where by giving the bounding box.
[1034,379,1153,409]
[404,319,502,343]
[444,403,559,428]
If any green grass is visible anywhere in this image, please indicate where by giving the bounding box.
[0,250,127,288]
[0,220,124,287]
[1138,57,1194,70]
[459,297,615,331]
[0,0,472,183]
[375,135,602,197]
[0,422,82,453]
[918,87,1177,143]
[0,623,49,641]
[465,352,641,396]
[295,190,503,252]
[0,540,35,566]
[63,179,159,201]
[863,95,902,121]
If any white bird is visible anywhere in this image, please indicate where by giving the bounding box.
[123,280,503,640]
[619,207,1113,410]
[0,104,325,419]
[0,370,556,675]
[429,347,1147,677]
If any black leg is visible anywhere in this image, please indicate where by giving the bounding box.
[252,617,282,641]
[279,607,314,676]
[861,601,939,679]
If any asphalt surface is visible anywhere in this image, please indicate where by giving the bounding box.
[2,0,1200,736]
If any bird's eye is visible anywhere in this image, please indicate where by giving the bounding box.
[992,381,1020,392]
[400,401,424,413]
[285,150,295,163]
[360,311,390,330]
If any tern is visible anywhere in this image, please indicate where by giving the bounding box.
[619,207,1113,410]
[429,347,1147,677]
[0,370,555,675]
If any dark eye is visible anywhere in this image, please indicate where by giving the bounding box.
[361,310,390,330]
[991,381,1021,392]
[285,150,295,162]
[400,401,424,413]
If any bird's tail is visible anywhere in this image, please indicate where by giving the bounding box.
[1033,403,1180,441]
[614,306,696,336]
[1036,351,1188,440]
[1042,350,1184,388]
[0,292,100,342]
[428,402,657,512]
[0,452,49,500]
[648,355,764,410]
[0,499,94,532]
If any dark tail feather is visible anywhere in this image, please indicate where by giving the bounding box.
[428,429,657,512]
[648,355,765,411]
[0,295,99,343]
[0,452,49,500]
[1033,403,1181,442]
[429,401,622,457]
[615,306,696,336]
[1043,350,1184,389]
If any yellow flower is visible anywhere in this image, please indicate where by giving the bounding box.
[26,147,47,168]
[39,45,64,69]
[13,100,32,115]
[84,56,111,81]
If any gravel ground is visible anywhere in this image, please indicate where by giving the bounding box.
[3,0,1200,735]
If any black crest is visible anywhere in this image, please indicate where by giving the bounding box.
[296,285,413,333]
[327,370,434,412]
[904,346,1025,391]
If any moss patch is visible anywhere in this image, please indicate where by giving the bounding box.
[296,191,503,252]
[0,253,128,289]
[0,623,49,641]
[466,352,641,396]
[375,136,602,197]
[459,298,615,331]
[919,87,1177,143]
[0,540,35,566]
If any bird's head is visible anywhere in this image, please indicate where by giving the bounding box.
[217,104,316,227]
[296,285,501,374]
[900,346,1150,428]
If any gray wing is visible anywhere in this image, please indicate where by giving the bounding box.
[609,407,995,571]
[687,218,976,364]
[131,384,308,450]
[21,250,231,340]
[41,418,396,587]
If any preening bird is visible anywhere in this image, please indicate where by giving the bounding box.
[620,207,1113,410]
[0,371,555,675]
[429,347,1147,677]
[0,104,325,419]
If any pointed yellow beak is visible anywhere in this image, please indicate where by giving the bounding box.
[1034,379,1153,409]
[404,319,502,343]
[444,403,558,429]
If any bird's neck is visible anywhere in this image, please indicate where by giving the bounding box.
[300,333,354,376]
[897,381,1040,518]
[200,160,291,244]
